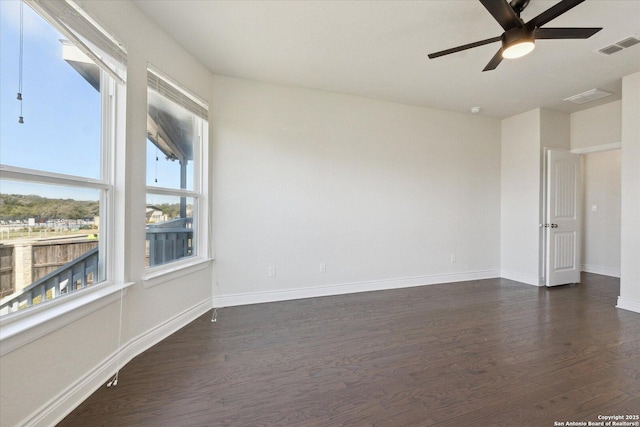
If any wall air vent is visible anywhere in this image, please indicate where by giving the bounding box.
[563,89,612,105]
[595,35,640,55]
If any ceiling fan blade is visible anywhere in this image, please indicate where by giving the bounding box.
[428,36,501,59]
[535,27,602,39]
[483,48,504,71]
[479,0,523,31]
[528,0,586,28]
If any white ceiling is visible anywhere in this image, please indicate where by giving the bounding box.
[133,0,640,119]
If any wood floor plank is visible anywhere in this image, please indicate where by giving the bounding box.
[58,274,640,426]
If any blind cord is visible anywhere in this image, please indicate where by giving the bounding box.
[107,288,124,388]
[155,146,159,183]
[17,0,24,124]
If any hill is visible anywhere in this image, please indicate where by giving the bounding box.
[0,193,99,221]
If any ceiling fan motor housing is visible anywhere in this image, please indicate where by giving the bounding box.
[502,26,535,58]
[509,0,530,15]
[502,26,534,48]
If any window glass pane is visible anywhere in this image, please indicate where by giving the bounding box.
[0,180,102,316]
[145,194,195,268]
[146,138,194,189]
[145,68,205,270]
[0,1,101,178]
[146,89,195,190]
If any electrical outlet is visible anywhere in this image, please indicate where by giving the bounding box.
[268,266,276,277]
[320,262,326,273]
[450,253,456,263]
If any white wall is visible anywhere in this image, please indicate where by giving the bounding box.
[582,150,622,277]
[500,108,570,285]
[211,76,502,304]
[618,72,640,313]
[500,109,542,285]
[0,2,215,426]
[0,303,121,426]
[541,109,570,151]
[569,100,623,279]
[570,100,622,150]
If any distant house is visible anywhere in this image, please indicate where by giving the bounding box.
[145,206,166,223]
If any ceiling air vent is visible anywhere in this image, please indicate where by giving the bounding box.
[564,89,612,105]
[597,45,623,55]
[596,35,640,55]
[617,36,640,49]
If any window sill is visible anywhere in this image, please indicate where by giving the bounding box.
[143,257,213,289]
[0,281,134,357]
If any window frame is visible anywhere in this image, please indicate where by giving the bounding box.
[1,71,114,295]
[0,1,130,355]
[143,66,210,281]
[0,75,130,356]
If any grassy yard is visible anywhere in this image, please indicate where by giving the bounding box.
[0,228,97,242]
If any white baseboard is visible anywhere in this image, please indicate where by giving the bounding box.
[22,298,213,427]
[616,296,640,314]
[581,264,621,278]
[499,270,542,287]
[212,269,500,308]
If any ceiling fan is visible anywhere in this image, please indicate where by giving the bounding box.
[427,0,602,71]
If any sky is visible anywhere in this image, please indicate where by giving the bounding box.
[1,1,100,183]
[0,0,185,204]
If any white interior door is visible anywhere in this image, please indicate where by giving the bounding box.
[545,149,582,287]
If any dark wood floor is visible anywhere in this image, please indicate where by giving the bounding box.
[59,273,640,427]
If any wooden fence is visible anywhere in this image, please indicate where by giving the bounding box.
[0,246,13,298]
[0,237,98,298]
[32,240,99,282]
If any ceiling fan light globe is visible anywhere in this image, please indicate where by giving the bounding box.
[502,40,535,59]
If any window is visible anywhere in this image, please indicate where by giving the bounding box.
[0,0,126,316]
[145,66,208,270]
